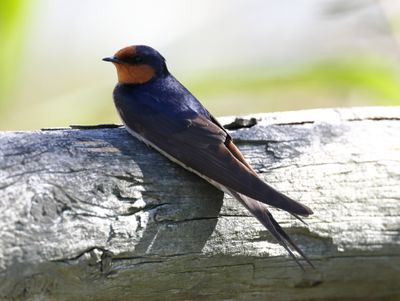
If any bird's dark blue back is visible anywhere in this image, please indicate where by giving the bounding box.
[114,74,209,124]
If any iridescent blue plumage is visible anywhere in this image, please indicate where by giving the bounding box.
[114,75,209,118]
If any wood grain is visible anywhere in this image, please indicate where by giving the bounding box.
[0,107,399,301]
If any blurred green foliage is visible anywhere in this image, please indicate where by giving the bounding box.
[0,0,31,106]
[190,58,400,116]
[0,1,399,130]
[1,57,399,130]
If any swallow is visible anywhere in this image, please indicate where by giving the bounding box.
[103,45,314,269]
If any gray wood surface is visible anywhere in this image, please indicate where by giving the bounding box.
[1,107,399,301]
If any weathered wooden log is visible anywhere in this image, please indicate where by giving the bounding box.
[0,107,399,301]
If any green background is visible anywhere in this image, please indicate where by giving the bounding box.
[1,0,399,130]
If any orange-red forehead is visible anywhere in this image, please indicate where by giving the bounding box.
[114,46,137,59]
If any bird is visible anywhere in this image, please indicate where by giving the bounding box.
[103,45,314,269]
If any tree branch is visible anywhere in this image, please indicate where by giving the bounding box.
[1,107,399,301]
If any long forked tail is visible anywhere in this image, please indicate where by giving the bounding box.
[228,189,314,270]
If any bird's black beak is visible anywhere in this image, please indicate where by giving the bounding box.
[102,56,124,64]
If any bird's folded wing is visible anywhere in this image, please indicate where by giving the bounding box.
[122,106,312,216]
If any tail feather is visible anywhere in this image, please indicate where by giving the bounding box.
[291,213,309,226]
[228,189,313,270]
[268,212,314,269]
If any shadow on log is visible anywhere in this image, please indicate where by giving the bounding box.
[0,107,399,301]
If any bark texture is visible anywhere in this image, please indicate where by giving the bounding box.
[0,107,399,301]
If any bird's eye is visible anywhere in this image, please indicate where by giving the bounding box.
[133,56,144,63]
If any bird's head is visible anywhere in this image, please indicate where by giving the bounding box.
[103,45,168,85]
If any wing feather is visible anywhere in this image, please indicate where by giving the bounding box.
[119,103,312,216]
